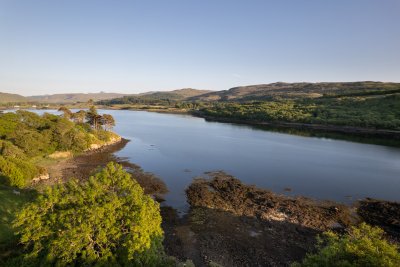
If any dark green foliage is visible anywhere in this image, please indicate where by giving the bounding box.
[293,223,400,267]
[0,112,20,138]
[200,94,400,130]
[0,185,37,266]
[0,110,118,188]
[12,163,165,266]
[0,156,26,187]
[11,126,54,156]
[0,156,40,187]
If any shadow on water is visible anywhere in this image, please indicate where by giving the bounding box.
[205,119,400,148]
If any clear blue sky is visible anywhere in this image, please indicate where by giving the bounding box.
[1,0,399,95]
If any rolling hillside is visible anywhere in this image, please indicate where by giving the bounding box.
[28,92,130,103]
[0,92,27,103]
[98,88,211,105]
[188,82,400,102]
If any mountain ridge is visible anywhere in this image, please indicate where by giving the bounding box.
[188,81,400,101]
[0,92,28,103]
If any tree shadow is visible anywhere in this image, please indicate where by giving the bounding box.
[162,206,320,267]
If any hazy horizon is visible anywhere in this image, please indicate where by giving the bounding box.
[1,0,399,95]
[3,80,400,97]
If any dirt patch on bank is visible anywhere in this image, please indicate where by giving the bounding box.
[37,138,167,197]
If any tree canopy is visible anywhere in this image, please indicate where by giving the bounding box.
[12,162,165,266]
[293,223,400,267]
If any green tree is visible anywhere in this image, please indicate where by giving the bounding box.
[72,110,87,124]
[13,162,165,266]
[87,98,94,107]
[102,114,115,131]
[86,106,102,129]
[58,106,73,119]
[293,223,400,267]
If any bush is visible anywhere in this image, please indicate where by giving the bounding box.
[293,223,400,267]
[94,129,114,142]
[0,140,25,159]
[0,156,39,187]
[0,156,25,187]
[12,162,165,266]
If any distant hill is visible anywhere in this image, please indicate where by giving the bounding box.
[138,88,211,99]
[28,92,131,103]
[0,92,28,103]
[188,82,400,102]
[99,88,212,105]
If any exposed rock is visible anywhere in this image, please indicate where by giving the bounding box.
[32,173,50,182]
[86,136,122,152]
[186,172,355,231]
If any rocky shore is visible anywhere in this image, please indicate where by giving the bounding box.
[186,172,355,231]
[85,135,123,152]
[162,171,400,266]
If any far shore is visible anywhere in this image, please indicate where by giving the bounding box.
[194,113,400,139]
[2,106,400,143]
[102,105,400,140]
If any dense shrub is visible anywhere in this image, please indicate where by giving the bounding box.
[0,156,39,187]
[0,140,25,159]
[12,163,165,266]
[0,156,25,187]
[293,223,400,267]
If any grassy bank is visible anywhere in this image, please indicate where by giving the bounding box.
[198,94,400,132]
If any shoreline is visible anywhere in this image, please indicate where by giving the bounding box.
[193,113,400,139]
[34,137,128,186]
[102,106,400,140]
[6,106,400,139]
[27,129,400,266]
[34,137,168,199]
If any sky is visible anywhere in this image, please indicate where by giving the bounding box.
[0,0,399,96]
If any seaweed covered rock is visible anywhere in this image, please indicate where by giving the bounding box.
[358,198,400,241]
[186,172,354,231]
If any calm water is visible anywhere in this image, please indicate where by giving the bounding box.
[32,109,400,210]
